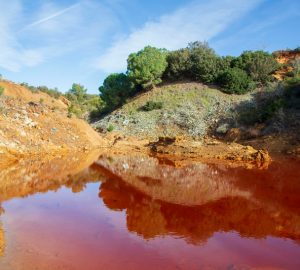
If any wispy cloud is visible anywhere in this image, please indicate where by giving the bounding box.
[95,0,262,73]
[24,3,80,29]
[0,0,117,72]
[212,0,300,54]
[0,0,44,71]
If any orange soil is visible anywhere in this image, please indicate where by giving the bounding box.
[99,133,271,169]
[0,80,107,168]
[273,50,300,80]
[0,80,271,170]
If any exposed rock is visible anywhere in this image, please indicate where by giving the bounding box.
[225,128,241,142]
[216,123,230,134]
[0,80,105,165]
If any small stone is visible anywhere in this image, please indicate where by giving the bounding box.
[20,130,27,137]
[216,123,230,134]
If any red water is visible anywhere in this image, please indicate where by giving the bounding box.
[0,154,300,270]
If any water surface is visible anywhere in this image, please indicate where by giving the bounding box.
[0,152,299,270]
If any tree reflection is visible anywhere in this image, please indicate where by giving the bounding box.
[96,154,300,244]
[0,151,299,257]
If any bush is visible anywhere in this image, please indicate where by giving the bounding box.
[189,41,219,83]
[216,56,235,72]
[20,83,62,98]
[293,47,300,53]
[217,68,255,94]
[67,104,82,118]
[0,86,4,96]
[66,83,87,103]
[284,80,300,109]
[127,46,168,89]
[291,58,300,76]
[164,48,192,80]
[259,98,286,122]
[107,124,114,132]
[232,51,279,85]
[140,101,163,111]
[99,73,134,111]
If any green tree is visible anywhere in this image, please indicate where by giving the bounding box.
[217,67,255,94]
[99,73,133,110]
[164,48,192,80]
[67,83,87,102]
[216,56,235,72]
[189,41,219,83]
[232,51,279,85]
[127,46,168,89]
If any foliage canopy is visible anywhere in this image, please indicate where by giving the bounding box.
[232,51,279,85]
[99,73,133,110]
[217,68,255,94]
[127,46,168,89]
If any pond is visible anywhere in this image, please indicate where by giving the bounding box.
[0,151,299,270]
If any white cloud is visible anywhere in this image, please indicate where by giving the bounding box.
[0,0,117,72]
[95,0,262,73]
[0,0,44,71]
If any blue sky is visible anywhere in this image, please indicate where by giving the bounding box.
[0,0,299,94]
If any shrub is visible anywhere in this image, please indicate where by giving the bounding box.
[140,101,163,111]
[99,73,134,111]
[189,41,219,83]
[293,47,300,53]
[66,83,87,103]
[291,58,300,76]
[262,98,286,121]
[107,124,114,132]
[164,48,192,80]
[232,51,279,85]
[284,80,300,109]
[216,56,235,72]
[127,46,168,89]
[20,83,39,93]
[217,68,255,94]
[20,83,62,98]
[0,86,4,96]
[67,104,82,118]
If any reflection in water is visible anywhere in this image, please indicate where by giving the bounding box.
[0,151,299,269]
[96,153,300,243]
[0,150,102,201]
[0,150,104,258]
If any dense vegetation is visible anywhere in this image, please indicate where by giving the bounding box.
[98,41,281,114]
[99,73,133,112]
[217,68,255,94]
[13,42,299,127]
[65,83,103,119]
[127,46,168,89]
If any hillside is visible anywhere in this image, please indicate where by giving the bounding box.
[273,49,300,80]
[93,82,252,138]
[0,81,68,110]
[93,80,300,155]
[0,80,105,168]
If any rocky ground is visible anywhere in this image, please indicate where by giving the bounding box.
[98,133,271,169]
[0,80,106,169]
[0,76,298,173]
[93,82,254,139]
[92,81,300,157]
